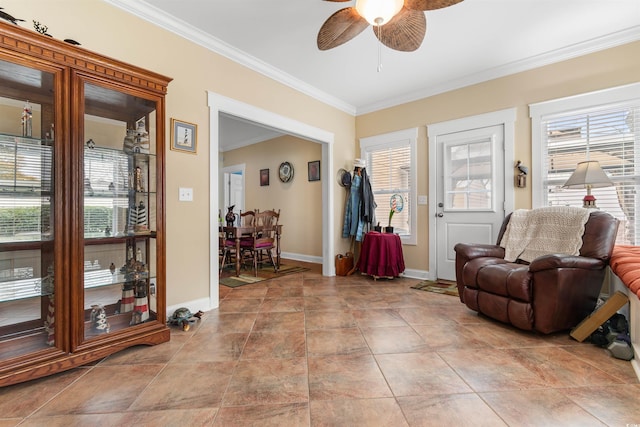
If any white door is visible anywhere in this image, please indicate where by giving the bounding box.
[435,125,505,280]
[228,173,243,212]
[223,170,244,222]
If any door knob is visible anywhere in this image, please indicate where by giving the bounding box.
[437,212,444,217]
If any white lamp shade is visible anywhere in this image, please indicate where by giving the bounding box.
[563,160,613,189]
[356,0,404,26]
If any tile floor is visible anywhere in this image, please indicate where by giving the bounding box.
[1,261,639,426]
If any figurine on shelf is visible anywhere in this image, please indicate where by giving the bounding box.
[41,271,55,346]
[134,201,148,233]
[131,279,149,324]
[129,205,136,232]
[123,117,150,154]
[109,262,116,274]
[120,282,135,312]
[135,166,144,192]
[90,304,110,334]
[21,100,32,137]
[44,295,55,346]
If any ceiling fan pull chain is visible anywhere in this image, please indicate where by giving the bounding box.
[376,24,383,72]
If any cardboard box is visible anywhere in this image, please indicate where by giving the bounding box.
[570,291,629,342]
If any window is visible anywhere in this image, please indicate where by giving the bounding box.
[360,128,417,244]
[530,83,640,245]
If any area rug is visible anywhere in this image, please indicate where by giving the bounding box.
[220,264,309,288]
[410,279,459,297]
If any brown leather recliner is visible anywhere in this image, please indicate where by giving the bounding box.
[454,210,619,334]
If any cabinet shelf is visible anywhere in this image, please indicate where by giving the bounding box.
[84,231,157,243]
[84,268,152,290]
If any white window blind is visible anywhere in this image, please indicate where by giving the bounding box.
[367,144,411,234]
[541,101,639,245]
[360,128,418,244]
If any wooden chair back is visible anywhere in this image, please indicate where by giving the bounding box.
[239,209,258,227]
[255,209,280,227]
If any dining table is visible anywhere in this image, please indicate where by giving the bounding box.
[221,224,283,276]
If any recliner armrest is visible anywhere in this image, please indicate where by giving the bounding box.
[528,254,606,272]
[454,243,505,260]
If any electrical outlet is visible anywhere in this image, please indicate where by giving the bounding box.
[179,187,193,201]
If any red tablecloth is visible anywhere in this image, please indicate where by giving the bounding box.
[356,231,405,278]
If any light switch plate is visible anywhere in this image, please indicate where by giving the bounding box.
[179,187,193,201]
[418,195,428,205]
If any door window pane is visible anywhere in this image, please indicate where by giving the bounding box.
[445,139,493,210]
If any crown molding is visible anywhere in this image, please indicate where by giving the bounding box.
[356,25,640,115]
[103,0,357,116]
[105,1,639,116]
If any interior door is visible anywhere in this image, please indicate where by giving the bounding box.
[435,125,505,280]
[223,169,244,221]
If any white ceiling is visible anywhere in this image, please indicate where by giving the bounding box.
[107,0,640,115]
[106,0,640,149]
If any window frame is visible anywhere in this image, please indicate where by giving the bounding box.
[360,127,418,245]
[530,82,640,244]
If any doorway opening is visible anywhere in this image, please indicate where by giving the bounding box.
[208,92,335,309]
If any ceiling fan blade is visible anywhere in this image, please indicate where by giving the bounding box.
[375,7,426,52]
[317,7,369,51]
[405,0,464,11]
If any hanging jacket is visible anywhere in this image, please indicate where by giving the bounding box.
[359,168,376,227]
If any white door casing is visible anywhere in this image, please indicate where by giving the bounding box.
[428,108,516,281]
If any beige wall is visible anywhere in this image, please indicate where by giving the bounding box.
[222,135,323,258]
[356,41,640,271]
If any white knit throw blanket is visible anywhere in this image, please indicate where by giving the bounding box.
[500,206,591,263]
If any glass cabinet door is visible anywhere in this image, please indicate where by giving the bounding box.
[0,58,57,360]
[82,81,158,340]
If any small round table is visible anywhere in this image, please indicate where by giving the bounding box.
[356,231,405,279]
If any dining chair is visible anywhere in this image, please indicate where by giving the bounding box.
[247,210,280,275]
[255,209,279,227]
[239,209,257,227]
[219,209,258,276]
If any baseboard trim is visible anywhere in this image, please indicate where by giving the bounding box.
[280,252,323,265]
[167,297,213,317]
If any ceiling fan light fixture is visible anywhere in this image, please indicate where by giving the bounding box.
[355,0,404,26]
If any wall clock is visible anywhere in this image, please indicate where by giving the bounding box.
[279,161,294,183]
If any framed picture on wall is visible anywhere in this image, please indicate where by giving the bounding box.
[260,168,270,186]
[170,118,197,154]
[308,160,320,182]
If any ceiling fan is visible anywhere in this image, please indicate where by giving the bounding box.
[317,0,464,52]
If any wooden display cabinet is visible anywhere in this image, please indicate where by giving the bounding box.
[0,22,171,386]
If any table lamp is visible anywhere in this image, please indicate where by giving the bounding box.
[562,160,613,208]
